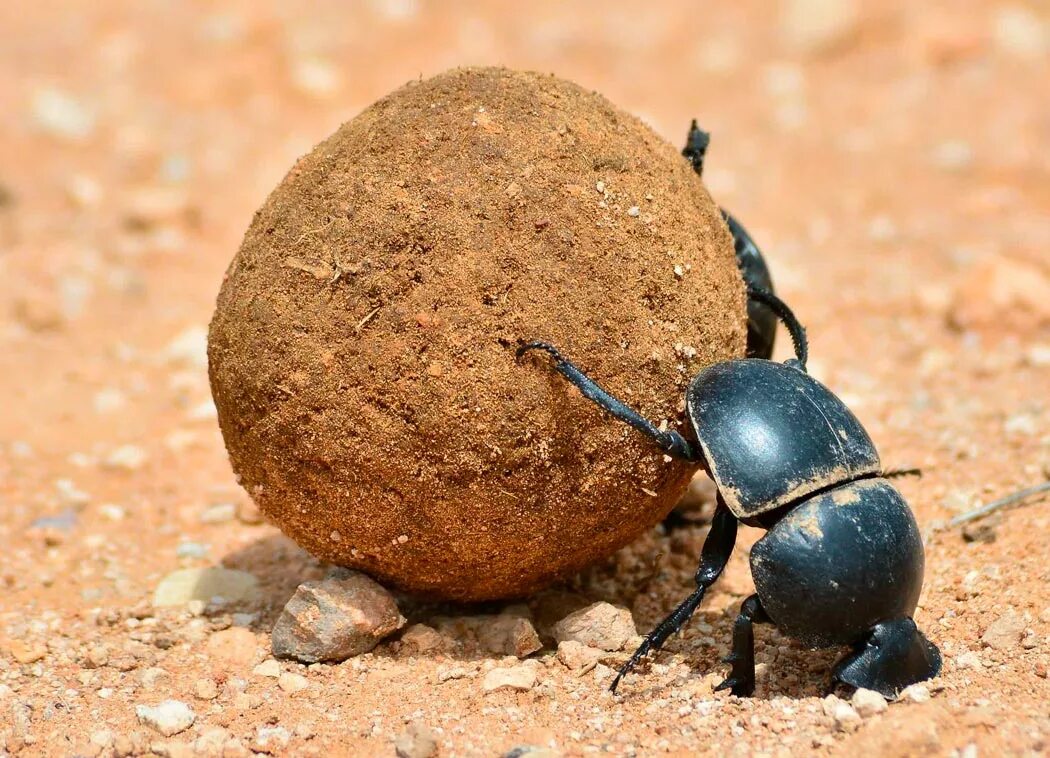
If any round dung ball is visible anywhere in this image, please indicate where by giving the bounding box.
[208,66,745,601]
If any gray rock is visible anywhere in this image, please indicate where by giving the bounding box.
[271,570,405,663]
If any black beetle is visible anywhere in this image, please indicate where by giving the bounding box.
[516,296,941,699]
[683,121,777,360]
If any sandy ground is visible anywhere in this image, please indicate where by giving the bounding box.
[1,1,1049,756]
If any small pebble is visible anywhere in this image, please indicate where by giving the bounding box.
[102,445,148,471]
[199,503,236,524]
[780,0,859,53]
[271,569,405,663]
[135,700,196,737]
[851,687,888,717]
[476,614,542,658]
[253,659,281,678]
[556,640,602,674]
[193,678,218,700]
[278,672,309,693]
[981,608,1025,650]
[290,57,341,98]
[7,640,47,664]
[153,567,259,608]
[400,624,445,654]
[931,140,973,171]
[165,326,209,369]
[482,664,538,693]
[252,726,291,753]
[993,6,1048,59]
[551,602,637,651]
[31,87,96,141]
[395,723,438,758]
[899,683,932,703]
[823,696,861,732]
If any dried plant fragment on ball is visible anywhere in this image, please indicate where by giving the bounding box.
[208,66,745,601]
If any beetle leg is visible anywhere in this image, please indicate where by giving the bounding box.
[681,119,711,176]
[829,618,942,700]
[714,594,770,697]
[611,500,738,692]
[516,341,698,461]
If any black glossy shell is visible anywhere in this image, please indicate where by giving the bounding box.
[686,359,880,518]
[749,478,925,647]
[724,212,776,360]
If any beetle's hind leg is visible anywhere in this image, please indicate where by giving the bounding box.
[830,618,941,700]
[516,341,697,461]
[714,594,771,697]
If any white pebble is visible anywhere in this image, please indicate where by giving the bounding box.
[135,700,195,737]
[253,659,282,678]
[994,6,1048,59]
[93,388,126,414]
[899,683,932,703]
[199,503,236,524]
[99,504,126,521]
[278,672,309,693]
[31,88,96,141]
[627,206,641,217]
[931,140,973,171]
[781,0,859,53]
[103,445,148,471]
[165,326,209,368]
[851,687,888,717]
[290,58,341,98]
[55,478,90,505]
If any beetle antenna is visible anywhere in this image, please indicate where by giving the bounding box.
[884,467,922,479]
[747,286,808,370]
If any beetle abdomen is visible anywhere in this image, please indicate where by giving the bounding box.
[749,478,924,648]
[687,360,881,518]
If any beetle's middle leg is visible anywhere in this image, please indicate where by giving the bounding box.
[714,593,771,697]
[516,341,697,461]
[611,500,738,692]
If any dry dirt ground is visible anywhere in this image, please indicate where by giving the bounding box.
[1,2,1049,756]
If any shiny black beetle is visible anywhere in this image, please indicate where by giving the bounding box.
[682,121,777,361]
[517,255,941,700]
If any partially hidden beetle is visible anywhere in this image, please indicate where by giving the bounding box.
[516,162,941,697]
[682,121,777,361]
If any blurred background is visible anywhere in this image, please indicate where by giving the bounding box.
[1,1,1048,754]
[3,0,1047,510]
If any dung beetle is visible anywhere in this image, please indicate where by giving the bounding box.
[683,121,777,360]
[516,296,941,699]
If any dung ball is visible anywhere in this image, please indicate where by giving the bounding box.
[208,66,745,601]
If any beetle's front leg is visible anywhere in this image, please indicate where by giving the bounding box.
[611,500,738,692]
[516,341,698,462]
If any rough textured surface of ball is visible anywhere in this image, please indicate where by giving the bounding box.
[208,66,745,601]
